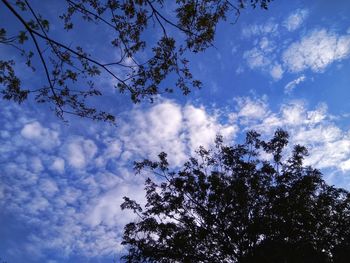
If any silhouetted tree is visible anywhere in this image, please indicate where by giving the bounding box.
[121,130,350,262]
[1,0,272,122]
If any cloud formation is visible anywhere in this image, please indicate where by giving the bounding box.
[243,36,282,80]
[2,97,350,260]
[283,9,308,31]
[284,75,306,94]
[117,101,236,166]
[283,29,350,73]
[242,9,350,85]
[0,100,237,260]
[64,137,98,169]
[241,20,279,38]
[21,121,60,149]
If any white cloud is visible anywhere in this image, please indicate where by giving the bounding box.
[21,121,42,139]
[244,47,271,69]
[118,100,236,165]
[21,121,60,149]
[243,14,350,81]
[85,182,144,227]
[231,99,350,175]
[243,37,282,79]
[284,75,306,93]
[340,158,350,171]
[1,100,239,259]
[50,157,65,174]
[95,141,122,167]
[243,100,350,172]
[39,178,59,197]
[235,97,269,122]
[283,9,309,32]
[117,101,187,166]
[283,29,350,73]
[27,196,50,214]
[307,103,328,124]
[64,138,98,169]
[242,21,279,38]
[183,105,236,152]
[4,98,350,261]
[270,63,284,80]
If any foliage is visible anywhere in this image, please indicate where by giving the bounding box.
[121,130,350,262]
[0,0,272,122]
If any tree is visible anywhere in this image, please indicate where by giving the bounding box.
[0,0,272,122]
[121,130,350,262]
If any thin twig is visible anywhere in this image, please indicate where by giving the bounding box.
[2,0,64,114]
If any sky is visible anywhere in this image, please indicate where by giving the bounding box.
[2,0,350,262]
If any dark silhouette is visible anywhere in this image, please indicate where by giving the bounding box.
[121,130,350,262]
[1,0,272,122]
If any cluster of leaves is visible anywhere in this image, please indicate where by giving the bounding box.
[121,130,350,262]
[1,0,272,122]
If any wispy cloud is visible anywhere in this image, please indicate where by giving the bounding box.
[244,47,271,69]
[242,9,350,81]
[241,20,279,38]
[284,75,306,93]
[283,9,309,32]
[283,29,350,72]
[243,39,283,80]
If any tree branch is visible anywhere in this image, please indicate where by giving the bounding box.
[1,0,65,115]
[2,0,136,97]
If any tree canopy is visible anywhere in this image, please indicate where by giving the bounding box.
[0,0,272,122]
[121,130,350,262]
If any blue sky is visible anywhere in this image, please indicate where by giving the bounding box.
[2,0,350,262]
